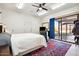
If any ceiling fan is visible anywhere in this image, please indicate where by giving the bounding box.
[32,3,48,12]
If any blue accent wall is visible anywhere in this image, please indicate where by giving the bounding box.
[50,18,55,39]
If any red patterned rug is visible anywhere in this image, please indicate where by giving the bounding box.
[24,39,71,56]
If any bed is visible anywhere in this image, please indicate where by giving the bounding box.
[11,33,47,56]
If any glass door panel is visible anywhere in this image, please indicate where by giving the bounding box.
[62,23,75,43]
[55,20,61,40]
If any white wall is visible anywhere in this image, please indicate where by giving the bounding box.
[0,8,2,23]
[1,8,42,34]
[0,11,1,21]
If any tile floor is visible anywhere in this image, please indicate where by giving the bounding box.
[66,44,79,56]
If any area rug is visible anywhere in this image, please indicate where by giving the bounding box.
[24,39,71,56]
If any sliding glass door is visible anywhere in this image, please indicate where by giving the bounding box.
[54,19,75,43]
[62,23,75,43]
[55,20,61,40]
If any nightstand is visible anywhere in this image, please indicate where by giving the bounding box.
[0,39,11,56]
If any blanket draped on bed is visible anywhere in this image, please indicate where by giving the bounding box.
[11,33,47,56]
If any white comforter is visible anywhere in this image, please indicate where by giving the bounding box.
[11,33,47,56]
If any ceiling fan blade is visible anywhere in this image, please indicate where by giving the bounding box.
[39,4,42,7]
[42,7,48,11]
[37,9,39,12]
[32,5,39,7]
[42,3,46,6]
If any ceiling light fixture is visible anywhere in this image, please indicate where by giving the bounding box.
[51,3,66,10]
[16,3,24,9]
[37,10,48,16]
[39,7,42,10]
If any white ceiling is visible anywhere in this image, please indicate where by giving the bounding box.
[0,3,79,19]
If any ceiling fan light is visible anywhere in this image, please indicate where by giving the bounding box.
[16,3,24,9]
[39,7,42,10]
[37,10,48,16]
